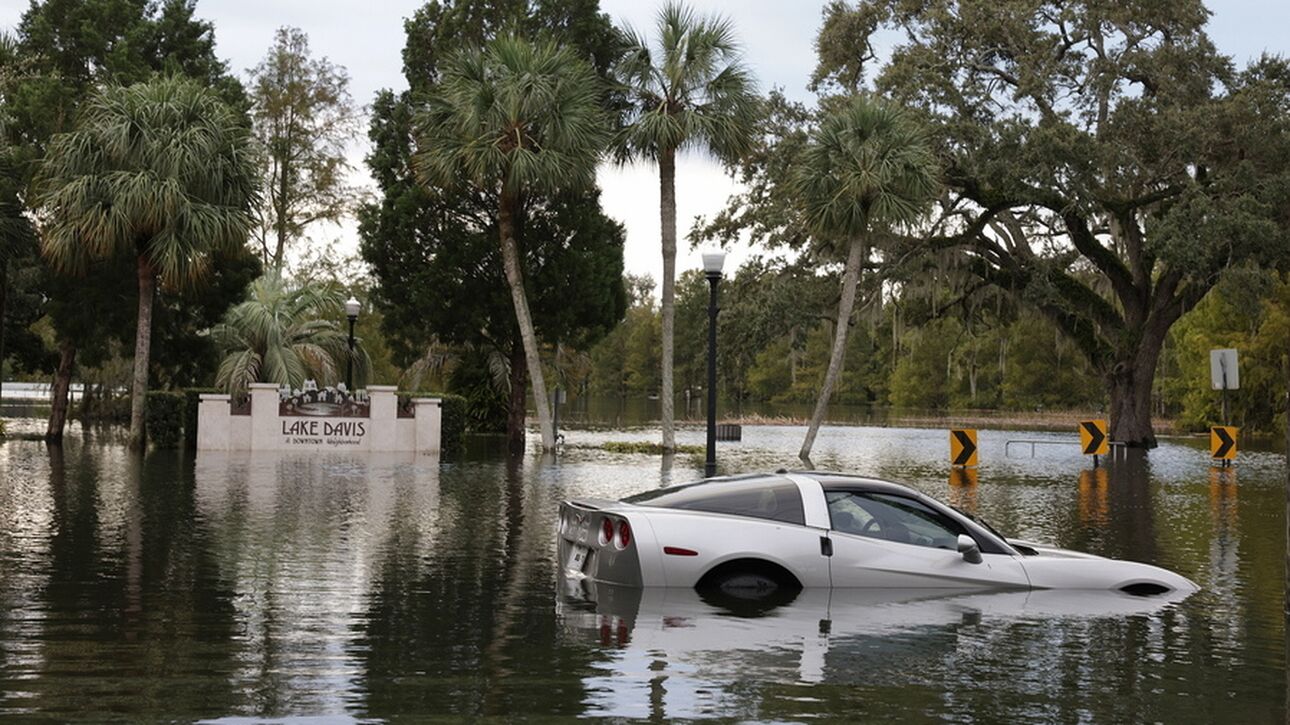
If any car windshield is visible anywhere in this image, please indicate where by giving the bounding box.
[949,504,1008,540]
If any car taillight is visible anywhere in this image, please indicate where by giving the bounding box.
[600,518,614,545]
[616,519,632,549]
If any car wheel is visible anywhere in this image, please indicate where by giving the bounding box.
[714,571,781,597]
[698,569,801,613]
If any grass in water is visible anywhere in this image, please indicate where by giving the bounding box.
[598,441,704,455]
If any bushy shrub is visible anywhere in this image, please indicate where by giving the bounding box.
[145,390,186,448]
[439,394,466,455]
[446,350,508,432]
[72,393,131,422]
[183,388,221,448]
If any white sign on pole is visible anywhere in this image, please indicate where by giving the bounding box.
[1210,348,1240,390]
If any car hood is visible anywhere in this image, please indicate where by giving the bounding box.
[1007,539,1199,594]
[1008,538,1105,560]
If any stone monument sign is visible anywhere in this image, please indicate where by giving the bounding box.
[197,382,441,453]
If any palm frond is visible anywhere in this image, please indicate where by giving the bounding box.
[612,1,759,163]
[794,95,941,240]
[36,76,260,288]
[411,36,609,197]
[211,272,374,393]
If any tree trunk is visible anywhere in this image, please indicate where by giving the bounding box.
[1283,385,1289,616]
[45,340,76,442]
[79,381,93,419]
[659,147,677,451]
[273,154,290,270]
[128,255,156,450]
[0,258,7,409]
[800,235,867,461]
[507,340,528,455]
[1106,323,1168,449]
[497,191,555,450]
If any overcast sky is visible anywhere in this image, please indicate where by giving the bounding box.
[4,0,1289,283]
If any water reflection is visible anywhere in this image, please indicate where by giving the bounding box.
[194,451,440,716]
[560,583,1196,719]
[0,428,1286,721]
[947,467,978,511]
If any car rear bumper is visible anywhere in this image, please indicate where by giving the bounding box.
[558,501,644,587]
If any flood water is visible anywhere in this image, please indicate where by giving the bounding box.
[0,424,1286,722]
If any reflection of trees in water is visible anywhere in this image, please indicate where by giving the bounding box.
[1052,453,1157,561]
[1102,452,1158,563]
[356,456,596,719]
[1,443,240,719]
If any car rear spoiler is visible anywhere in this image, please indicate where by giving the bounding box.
[564,498,619,512]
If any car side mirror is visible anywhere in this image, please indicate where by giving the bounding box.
[957,534,983,564]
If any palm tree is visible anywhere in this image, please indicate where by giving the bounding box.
[37,77,258,449]
[211,274,371,395]
[413,36,608,451]
[615,2,758,451]
[796,96,939,461]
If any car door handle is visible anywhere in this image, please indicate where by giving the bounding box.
[820,536,833,557]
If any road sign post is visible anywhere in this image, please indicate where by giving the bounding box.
[950,429,978,468]
[1080,419,1109,467]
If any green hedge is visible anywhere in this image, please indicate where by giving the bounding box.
[145,390,186,448]
[184,387,221,448]
[440,393,465,455]
[402,393,466,457]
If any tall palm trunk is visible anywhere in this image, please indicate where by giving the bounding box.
[497,191,555,450]
[46,340,76,442]
[128,254,156,450]
[507,340,528,454]
[800,235,867,461]
[659,146,677,450]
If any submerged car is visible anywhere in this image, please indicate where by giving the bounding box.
[557,471,1198,598]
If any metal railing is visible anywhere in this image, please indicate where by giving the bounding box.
[1005,438,1128,459]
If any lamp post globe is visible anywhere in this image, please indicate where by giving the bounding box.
[344,297,360,392]
[702,251,725,477]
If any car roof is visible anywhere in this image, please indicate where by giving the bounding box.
[793,471,922,497]
[627,470,920,499]
[618,472,791,502]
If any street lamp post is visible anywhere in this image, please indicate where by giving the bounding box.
[702,251,725,477]
[344,297,360,392]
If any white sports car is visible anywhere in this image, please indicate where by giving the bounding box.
[557,471,1198,598]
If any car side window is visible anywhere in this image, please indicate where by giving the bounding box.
[625,479,805,525]
[826,491,966,550]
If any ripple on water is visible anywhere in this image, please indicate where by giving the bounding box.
[0,425,1285,721]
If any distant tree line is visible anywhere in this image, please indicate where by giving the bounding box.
[1,0,1288,457]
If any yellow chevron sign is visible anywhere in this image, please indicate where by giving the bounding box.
[1080,419,1109,456]
[950,429,978,467]
[1210,426,1237,460]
